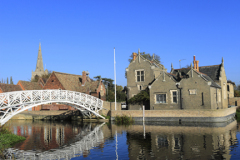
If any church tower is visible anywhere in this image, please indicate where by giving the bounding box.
[31,43,48,80]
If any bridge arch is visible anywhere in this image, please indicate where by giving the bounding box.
[0,90,105,126]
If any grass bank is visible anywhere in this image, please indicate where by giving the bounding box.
[0,127,26,158]
[236,108,240,121]
[115,115,134,125]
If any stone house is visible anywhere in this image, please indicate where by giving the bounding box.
[126,50,167,110]
[126,51,233,110]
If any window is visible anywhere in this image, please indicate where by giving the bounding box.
[202,92,204,105]
[136,70,144,82]
[227,85,230,91]
[156,94,166,103]
[171,90,177,103]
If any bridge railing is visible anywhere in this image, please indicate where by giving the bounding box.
[0,90,103,110]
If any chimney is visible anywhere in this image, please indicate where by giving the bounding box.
[196,60,199,72]
[132,52,137,61]
[82,71,86,85]
[193,55,199,72]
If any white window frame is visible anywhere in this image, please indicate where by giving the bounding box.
[170,90,178,104]
[135,69,145,82]
[155,93,167,104]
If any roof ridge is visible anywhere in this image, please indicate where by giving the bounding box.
[54,71,82,77]
[199,64,221,68]
[0,83,18,86]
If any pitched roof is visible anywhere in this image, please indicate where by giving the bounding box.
[18,80,42,90]
[54,72,83,92]
[172,64,222,82]
[0,84,22,92]
[199,65,221,81]
[201,74,221,88]
[53,71,101,93]
[171,68,191,77]
[171,67,221,88]
[135,54,166,69]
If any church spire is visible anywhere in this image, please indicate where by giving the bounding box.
[35,42,44,72]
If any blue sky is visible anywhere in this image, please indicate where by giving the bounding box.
[0,0,239,86]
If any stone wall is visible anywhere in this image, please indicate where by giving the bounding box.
[229,97,240,107]
[110,107,236,122]
[100,101,122,116]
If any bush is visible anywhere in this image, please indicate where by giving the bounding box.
[0,127,26,158]
[115,115,134,125]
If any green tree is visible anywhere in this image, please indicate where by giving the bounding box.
[31,71,52,82]
[100,77,126,102]
[234,90,240,97]
[128,52,161,63]
[10,76,13,84]
[6,77,9,84]
[94,75,101,81]
[128,89,150,105]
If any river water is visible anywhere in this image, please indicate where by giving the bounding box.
[3,119,240,160]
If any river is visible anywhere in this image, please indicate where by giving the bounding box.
[3,119,240,160]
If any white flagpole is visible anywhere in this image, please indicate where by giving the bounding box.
[114,47,117,110]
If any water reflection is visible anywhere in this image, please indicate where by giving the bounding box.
[4,119,239,160]
[121,120,238,160]
[5,120,105,159]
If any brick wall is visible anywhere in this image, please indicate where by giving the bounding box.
[43,73,65,90]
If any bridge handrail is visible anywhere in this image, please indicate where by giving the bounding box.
[0,89,103,109]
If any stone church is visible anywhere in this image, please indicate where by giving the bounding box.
[31,43,48,80]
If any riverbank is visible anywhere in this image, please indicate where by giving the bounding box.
[0,127,26,158]
[111,107,237,123]
[235,107,240,121]
[10,111,109,122]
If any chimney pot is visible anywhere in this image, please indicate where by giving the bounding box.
[82,71,86,85]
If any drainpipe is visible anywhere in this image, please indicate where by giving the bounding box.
[177,84,183,109]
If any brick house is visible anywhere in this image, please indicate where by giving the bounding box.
[0,83,22,93]
[126,51,233,110]
[43,71,106,100]
[17,80,43,90]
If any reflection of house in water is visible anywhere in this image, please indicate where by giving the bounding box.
[56,125,65,146]
[6,121,105,159]
[44,126,52,145]
[125,121,238,160]
[7,121,81,151]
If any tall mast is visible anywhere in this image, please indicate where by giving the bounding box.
[114,48,117,110]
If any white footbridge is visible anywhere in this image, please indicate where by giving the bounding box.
[0,89,105,126]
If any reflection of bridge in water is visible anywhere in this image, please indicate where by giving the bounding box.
[5,123,105,160]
